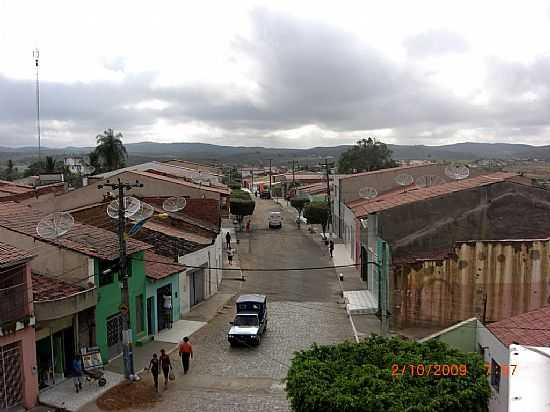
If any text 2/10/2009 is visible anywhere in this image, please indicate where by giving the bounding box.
[391,364,468,377]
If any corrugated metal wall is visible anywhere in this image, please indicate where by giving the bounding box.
[392,239,550,328]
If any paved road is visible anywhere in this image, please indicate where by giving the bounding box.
[85,199,354,412]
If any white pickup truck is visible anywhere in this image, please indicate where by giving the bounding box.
[268,211,282,228]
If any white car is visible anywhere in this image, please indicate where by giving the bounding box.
[268,211,282,228]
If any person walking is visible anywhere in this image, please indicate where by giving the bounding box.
[159,349,172,389]
[147,353,160,392]
[178,337,194,374]
[329,239,334,258]
[227,248,234,265]
[72,354,83,393]
[225,231,231,249]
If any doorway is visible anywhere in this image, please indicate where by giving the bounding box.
[157,284,173,331]
[147,297,154,335]
[189,269,204,307]
[106,314,123,360]
[0,342,23,409]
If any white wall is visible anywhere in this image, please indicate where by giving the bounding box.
[342,204,357,262]
[508,345,550,412]
[177,232,223,316]
[478,324,510,412]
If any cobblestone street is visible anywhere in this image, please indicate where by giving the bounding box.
[82,198,355,412]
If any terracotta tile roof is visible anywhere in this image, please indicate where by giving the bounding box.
[0,202,152,261]
[142,221,212,244]
[131,170,230,195]
[160,160,222,175]
[299,183,328,195]
[338,164,436,181]
[32,273,93,302]
[349,172,518,218]
[0,242,35,268]
[0,180,34,194]
[144,251,184,280]
[488,305,550,347]
[392,248,456,266]
[142,197,220,230]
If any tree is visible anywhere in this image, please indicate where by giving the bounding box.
[1,160,18,181]
[44,156,60,173]
[94,128,128,172]
[229,189,256,231]
[337,137,398,174]
[286,336,491,412]
[88,151,101,174]
[290,196,310,228]
[303,201,330,238]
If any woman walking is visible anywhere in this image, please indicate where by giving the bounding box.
[227,248,234,265]
[147,353,160,392]
[159,349,172,389]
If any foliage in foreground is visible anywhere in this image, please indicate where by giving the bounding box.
[303,201,330,235]
[338,137,398,174]
[286,336,490,412]
[229,189,255,226]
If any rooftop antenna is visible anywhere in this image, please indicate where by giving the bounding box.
[394,174,414,192]
[445,164,470,180]
[33,48,41,174]
[358,186,378,200]
[416,175,446,188]
[36,212,74,239]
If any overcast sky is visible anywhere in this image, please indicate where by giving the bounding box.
[1,0,550,148]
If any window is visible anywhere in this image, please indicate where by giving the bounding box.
[490,359,501,392]
[135,295,144,334]
[98,260,114,286]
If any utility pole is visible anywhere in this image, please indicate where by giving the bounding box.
[268,159,272,197]
[33,49,41,174]
[324,158,332,236]
[98,178,143,380]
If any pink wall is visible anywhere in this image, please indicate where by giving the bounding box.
[1,326,38,409]
[0,261,38,409]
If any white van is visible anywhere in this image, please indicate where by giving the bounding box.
[268,211,282,228]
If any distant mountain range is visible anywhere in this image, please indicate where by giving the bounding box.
[1,141,550,165]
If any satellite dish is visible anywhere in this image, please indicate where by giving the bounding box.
[36,212,74,239]
[358,187,378,200]
[129,202,154,223]
[107,197,140,219]
[445,164,470,180]
[416,175,446,188]
[162,197,187,212]
[394,174,414,187]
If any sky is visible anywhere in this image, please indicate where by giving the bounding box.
[1,0,550,149]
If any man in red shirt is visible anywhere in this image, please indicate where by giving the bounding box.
[178,336,193,374]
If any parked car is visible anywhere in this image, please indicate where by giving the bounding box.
[268,211,282,228]
[228,294,268,346]
[260,191,271,199]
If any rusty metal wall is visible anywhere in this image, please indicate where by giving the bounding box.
[392,239,550,328]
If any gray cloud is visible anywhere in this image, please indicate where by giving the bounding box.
[1,10,550,148]
[404,29,469,58]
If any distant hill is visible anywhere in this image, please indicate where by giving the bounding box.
[1,141,549,165]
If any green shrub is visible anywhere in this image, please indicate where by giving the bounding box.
[286,336,490,412]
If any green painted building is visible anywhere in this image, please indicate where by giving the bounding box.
[94,250,151,361]
[143,251,182,336]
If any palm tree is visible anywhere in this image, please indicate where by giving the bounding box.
[44,156,59,173]
[88,150,101,174]
[95,129,127,172]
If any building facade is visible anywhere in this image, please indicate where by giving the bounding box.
[0,243,38,410]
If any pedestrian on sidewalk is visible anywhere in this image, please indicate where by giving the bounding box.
[147,353,160,392]
[227,248,234,265]
[329,239,334,258]
[178,337,194,374]
[226,231,231,249]
[72,354,83,393]
[246,220,251,232]
[159,349,172,389]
